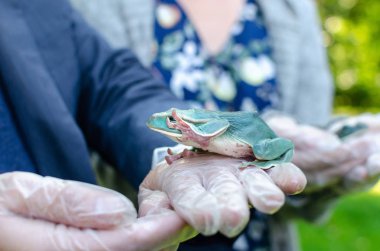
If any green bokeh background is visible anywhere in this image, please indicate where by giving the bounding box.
[320,0,380,114]
[298,1,380,250]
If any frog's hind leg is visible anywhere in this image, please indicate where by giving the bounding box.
[252,138,294,161]
[240,148,294,170]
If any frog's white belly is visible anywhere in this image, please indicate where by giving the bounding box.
[207,136,253,158]
[168,134,253,158]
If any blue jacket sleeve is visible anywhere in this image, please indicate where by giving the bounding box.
[70,12,188,187]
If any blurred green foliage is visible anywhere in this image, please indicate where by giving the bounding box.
[298,192,380,251]
[319,0,380,113]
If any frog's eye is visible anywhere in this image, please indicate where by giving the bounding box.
[168,116,176,123]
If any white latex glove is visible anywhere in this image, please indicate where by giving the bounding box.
[328,113,380,133]
[0,172,196,251]
[139,153,306,238]
[266,115,380,191]
[328,113,380,188]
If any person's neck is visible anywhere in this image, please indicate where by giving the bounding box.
[177,0,245,55]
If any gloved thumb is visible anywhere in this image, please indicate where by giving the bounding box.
[0,172,136,229]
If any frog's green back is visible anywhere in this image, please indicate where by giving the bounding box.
[218,111,277,146]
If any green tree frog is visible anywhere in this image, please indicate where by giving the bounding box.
[147,108,294,169]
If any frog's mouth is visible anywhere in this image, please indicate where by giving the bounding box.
[147,115,182,137]
[149,127,182,137]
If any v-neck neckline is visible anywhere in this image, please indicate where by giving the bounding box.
[176,0,248,58]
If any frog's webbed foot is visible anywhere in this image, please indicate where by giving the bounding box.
[239,160,276,170]
[165,148,199,165]
[253,138,294,161]
[240,148,294,170]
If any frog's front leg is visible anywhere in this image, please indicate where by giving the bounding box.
[166,110,210,148]
[167,109,229,149]
[242,138,294,169]
[165,148,199,165]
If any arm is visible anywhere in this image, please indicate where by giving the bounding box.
[69,11,189,187]
[292,0,334,126]
[263,1,377,224]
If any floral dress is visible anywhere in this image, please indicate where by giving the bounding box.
[152,0,278,113]
[152,0,276,250]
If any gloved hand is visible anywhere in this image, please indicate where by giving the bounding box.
[327,113,380,190]
[266,115,380,192]
[139,153,306,238]
[328,113,380,133]
[0,172,196,251]
[264,115,380,221]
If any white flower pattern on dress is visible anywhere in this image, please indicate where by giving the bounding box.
[239,55,275,86]
[204,66,237,102]
[170,41,204,98]
[156,4,181,28]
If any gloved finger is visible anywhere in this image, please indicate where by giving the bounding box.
[358,114,380,130]
[148,160,222,236]
[293,129,379,175]
[344,165,368,184]
[366,153,380,178]
[0,210,197,251]
[292,142,352,171]
[138,187,172,216]
[266,163,307,195]
[204,166,250,237]
[138,187,198,250]
[321,134,380,180]
[266,116,341,151]
[344,153,380,188]
[345,135,380,159]
[287,125,340,153]
[96,211,198,251]
[0,172,136,229]
[239,167,285,214]
[0,215,55,251]
[307,157,364,188]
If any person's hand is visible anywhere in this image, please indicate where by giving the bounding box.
[264,115,380,221]
[0,172,196,251]
[139,153,306,238]
[266,115,380,192]
[327,113,380,191]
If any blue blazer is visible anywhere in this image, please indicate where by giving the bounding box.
[0,0,187,187]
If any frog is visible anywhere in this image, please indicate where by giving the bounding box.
[335,122,368,139]
[147,108,294,169]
